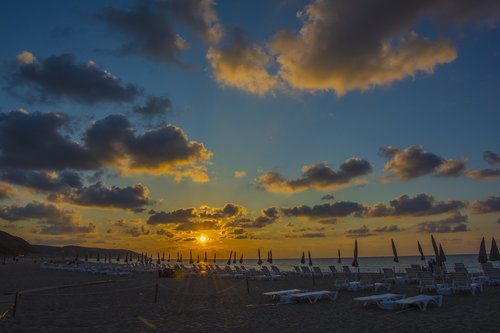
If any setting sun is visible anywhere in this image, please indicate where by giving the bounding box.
[199,235,207,243]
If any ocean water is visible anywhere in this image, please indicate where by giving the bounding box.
[81,254,494,274]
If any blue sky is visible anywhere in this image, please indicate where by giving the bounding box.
[0,0,499,258]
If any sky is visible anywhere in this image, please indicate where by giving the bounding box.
[0,0,499,259]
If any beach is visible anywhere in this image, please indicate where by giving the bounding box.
[1,260,500,332]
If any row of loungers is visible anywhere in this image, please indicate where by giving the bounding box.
[262,289,441,311]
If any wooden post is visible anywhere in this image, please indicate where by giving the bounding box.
[246,275,250,295]
[12,292,18,318]
[154,283,159,304]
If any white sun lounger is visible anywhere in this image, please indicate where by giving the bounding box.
[353,293,406,307]
[262,289,308,301]
[285,290,338,304]
[395,294,443,311]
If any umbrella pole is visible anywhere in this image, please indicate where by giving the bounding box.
[311,271,316,286]
[246,275,250,295]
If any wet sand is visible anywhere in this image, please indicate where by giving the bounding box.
[1,260,499,332]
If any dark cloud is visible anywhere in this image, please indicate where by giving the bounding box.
[257,158,372,193]
[470,196,500,214]
[321,194,335,201]
[125,225,150,237]
[175,220,219,231]
[96,0,221,65]
[281,201,364,219]
[147,208,197,225]
[199,203,245,219]
[249,207,280,228]
[156,229,174,238]
[467,169,500,180]
[345,225,372,238]
[133,96,172,117]
[417,213,469,233]
[9,52,139,104]
[0,201,94,234]
[0,170,83,193]
[365,193,465,217]
[373,225,402,233]
[484,151,500,166]
[381,145,466,180]
[0,110,94,170]
[0,110,212,181]
[285,232,326,238]
[63,181,151,210]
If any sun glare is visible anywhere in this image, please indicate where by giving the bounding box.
[199,235,207,243]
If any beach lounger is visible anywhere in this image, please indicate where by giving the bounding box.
[261,265,285,280]
[353,293,406,307]
[418,271,441,293]
[284,290,338,304]
[451,273,480,295]
[262,289,308,301]
[395,294,443,311]
[329,265,338,275]
[313,266,332,278]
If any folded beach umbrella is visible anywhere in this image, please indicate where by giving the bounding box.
[431,234,440,265]
[417,240,425,261]
[239,253,244,264]
[391,239,399,263]
[125,252,128,263]
[162,251,165,262]
[177,252,180,262]
[269,250,273,264]
[233,251,237,264]
[179,254,182,263]
[85,253,88,262]
[300,251,305,264]
[197,254,200,264]
[257,248,263,265]
[227,250,233,265]
[149,254,153,263]
[338,250,341,264]
[116,253,120,262]
[204,251,207,263]
[189,250,193,264]
[352,240,359,268]
[97,253,100,262]
[490,237,500,261]
[308,250,313,266]
[167,253,170,262]
[438,243,446,265]
[214,252,216,264]
[478,237,488,263]
[157,252,161,265]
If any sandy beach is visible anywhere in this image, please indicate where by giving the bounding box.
[1,260,500,333]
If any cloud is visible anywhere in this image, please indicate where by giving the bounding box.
[97,0,222,65]
[281,201,364,219]
[416,213,469,233]
[484,151,500,166]
[321,194,335,201]
[125,225,150,237]
[373,224,402,233]
[467,169,500,180]
[285,232,326,238]
[0,170,83,193]
[8,52,139,104]
[133,96,172,117]
[0,201,94,234]
[257,158,372,193]
[0,184,16,200]
[0,110,212,181]
[365,193,465,217]
[62,181,151,210]
[234,170,247,178]
[207,29,277,95]
[199,203,245,219]
[156,229,174,238]
[147,208,198,225]
[267,0,500,96]
[345,225,372,238]
[470,196,500,214]
[381,145,466,180]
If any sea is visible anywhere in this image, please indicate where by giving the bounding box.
[85,254,491,274]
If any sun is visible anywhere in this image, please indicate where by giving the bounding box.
[199,235,207,243]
